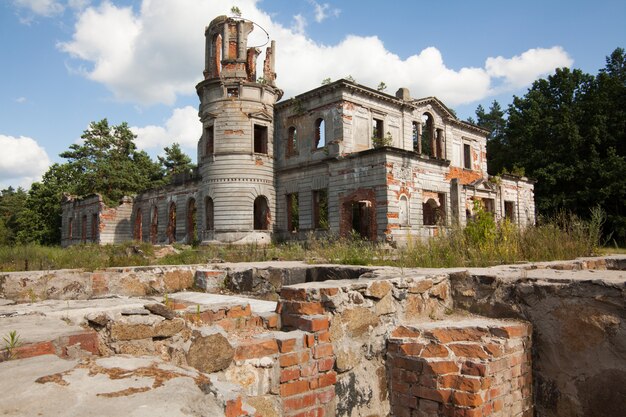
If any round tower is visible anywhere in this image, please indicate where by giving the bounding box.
[196,15,282,244]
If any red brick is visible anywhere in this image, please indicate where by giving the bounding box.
[305,334,315,347]
[439,375,482,393]
[225,397,244,417]
[421,342,450,358]
[283,392,316,411]
[448,343,488,360]
[317,387,335,404]
[281,379,310,397]
[411,386,451,403]
[317,357,334,372]
[280,351,310,367]
[317,331,330,343]
[280,287,308,301]
[234,338,278,360]
[399,343,423,356]
[14,341,55,359]
[278,337,298,353]
[317,371,337,388]
[462,361,486,377]
[452,391,484,407]
[423,360,460,375]
[283,301,325,315]
[427,328,488,344]
[226,304,251,318]
[489,324,530,339]
[391,326,421,338]
[320,287,339,297]
[281,368,301,383]
[65,331,99,355]
[261,313,279,329]
[393,392,418,409]
[282,315,329,332]
[300,362,318,377]
[313,343,333,359]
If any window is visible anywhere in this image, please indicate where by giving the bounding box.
[423,193,446,226]
[254,196,270,230]
[254,124,268,154]
[504,201,515,221]
[91,213,98,242]
[150,206,158,244]
[205,197,214,231]
[205,125,214,155]
[313,189,329,229]
[315,118,325,148]
[483,198,495,214]
[372,118,383,140]
[287,126,297,157]
[286,193,299,232]
[167,202,176,243]
[399,195,409,226]
[412,122,419,152]
[81,215,87,242]
[227,87,239,98]
[187,199,197,244]
[463,143,472,169]
[422,113,434,156]
[134,208,143,241]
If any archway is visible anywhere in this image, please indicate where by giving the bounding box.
[253,196,270,230]
[187,198,197,244]
[134,208,143,241]
[150,206,158,244]
[167,202,176,243]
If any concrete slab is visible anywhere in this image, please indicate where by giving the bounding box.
[0,355,224,417]
[169,291,277,314]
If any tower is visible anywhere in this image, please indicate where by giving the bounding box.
[196,15,282,244]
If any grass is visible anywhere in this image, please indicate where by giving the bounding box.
[0,210,608,272]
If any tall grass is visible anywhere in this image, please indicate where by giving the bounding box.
[0,209,605,272]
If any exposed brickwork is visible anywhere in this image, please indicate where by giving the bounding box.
[387,321,532,417]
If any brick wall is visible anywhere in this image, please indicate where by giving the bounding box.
[387,320,532,417]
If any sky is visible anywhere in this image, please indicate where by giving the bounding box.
[1,0,625,190]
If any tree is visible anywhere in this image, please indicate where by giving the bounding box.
[0,187,28,244]
[158,143,195,180]
[472,101,507,175]
[59,119,162,206]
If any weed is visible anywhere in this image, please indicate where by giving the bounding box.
[3,330,21,360]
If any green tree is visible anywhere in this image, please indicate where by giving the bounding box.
[0,187,28,244]
[59,119,162,206]
[158,143,195,180]
[473,101,507,175]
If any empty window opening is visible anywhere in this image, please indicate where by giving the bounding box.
[133,208,143,241]
[187,199,197,244]
[254,196,270,230]
[212,34,222,77]
[421,113,434,156]
[315,118,325,148]
[205,125,214,155]
[504,201,515,221]
[150,206,158,244]
[313,189,329,229]
[287,126,297,157]
[205,197,214,231]
[167,202,177,244]
[372,118,384,141]
[399,195,409,226]
[91,213,98,242]
[352,201,372,239]
[254,124,268,154]
[436,129,444,159]
[68,218,73,239]
[423,193,446,226]
[483,198,495,214]
[286,193,299,232]
[227,87,239,98]
[463,143,472,169]
[81,215,87,243]
[412,121,420,152]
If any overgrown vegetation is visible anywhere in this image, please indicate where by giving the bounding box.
[0,210,605,272]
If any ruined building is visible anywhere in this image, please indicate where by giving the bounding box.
[61,15,535,247]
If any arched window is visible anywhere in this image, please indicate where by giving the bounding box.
[187,198,196,244]
[134,208,143,241]
[287,126,297,157]
[167,202,177,243]
[205,197,214,231]
[315,118,325,148]
[412,121,420,152]
[253,196,270,230]
[150,206,158,244]
[423,198,438,226]
[421,113,435,157]
[399,195,409,226]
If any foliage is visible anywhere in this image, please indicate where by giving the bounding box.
[0,187,27,245]
[321,78,331,85]
[158,143,195,180]
[345,75,356,83]
[3,330,21,360]
[377,82,387,92]
[373,131,393,148]
[473,48,626,243]
[230,6,242,17]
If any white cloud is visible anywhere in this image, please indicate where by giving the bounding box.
[13,0,64,17]
[0,135,51,189]
[58,0,573,108]
[131,106,200,152]
[292,14,307,35]
[486,47,574,89]
[15,97,27,104]
[308,0,340,23]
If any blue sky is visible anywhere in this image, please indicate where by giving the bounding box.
[1,0,625,189]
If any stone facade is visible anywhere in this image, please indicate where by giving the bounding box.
[61,15,535,247]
